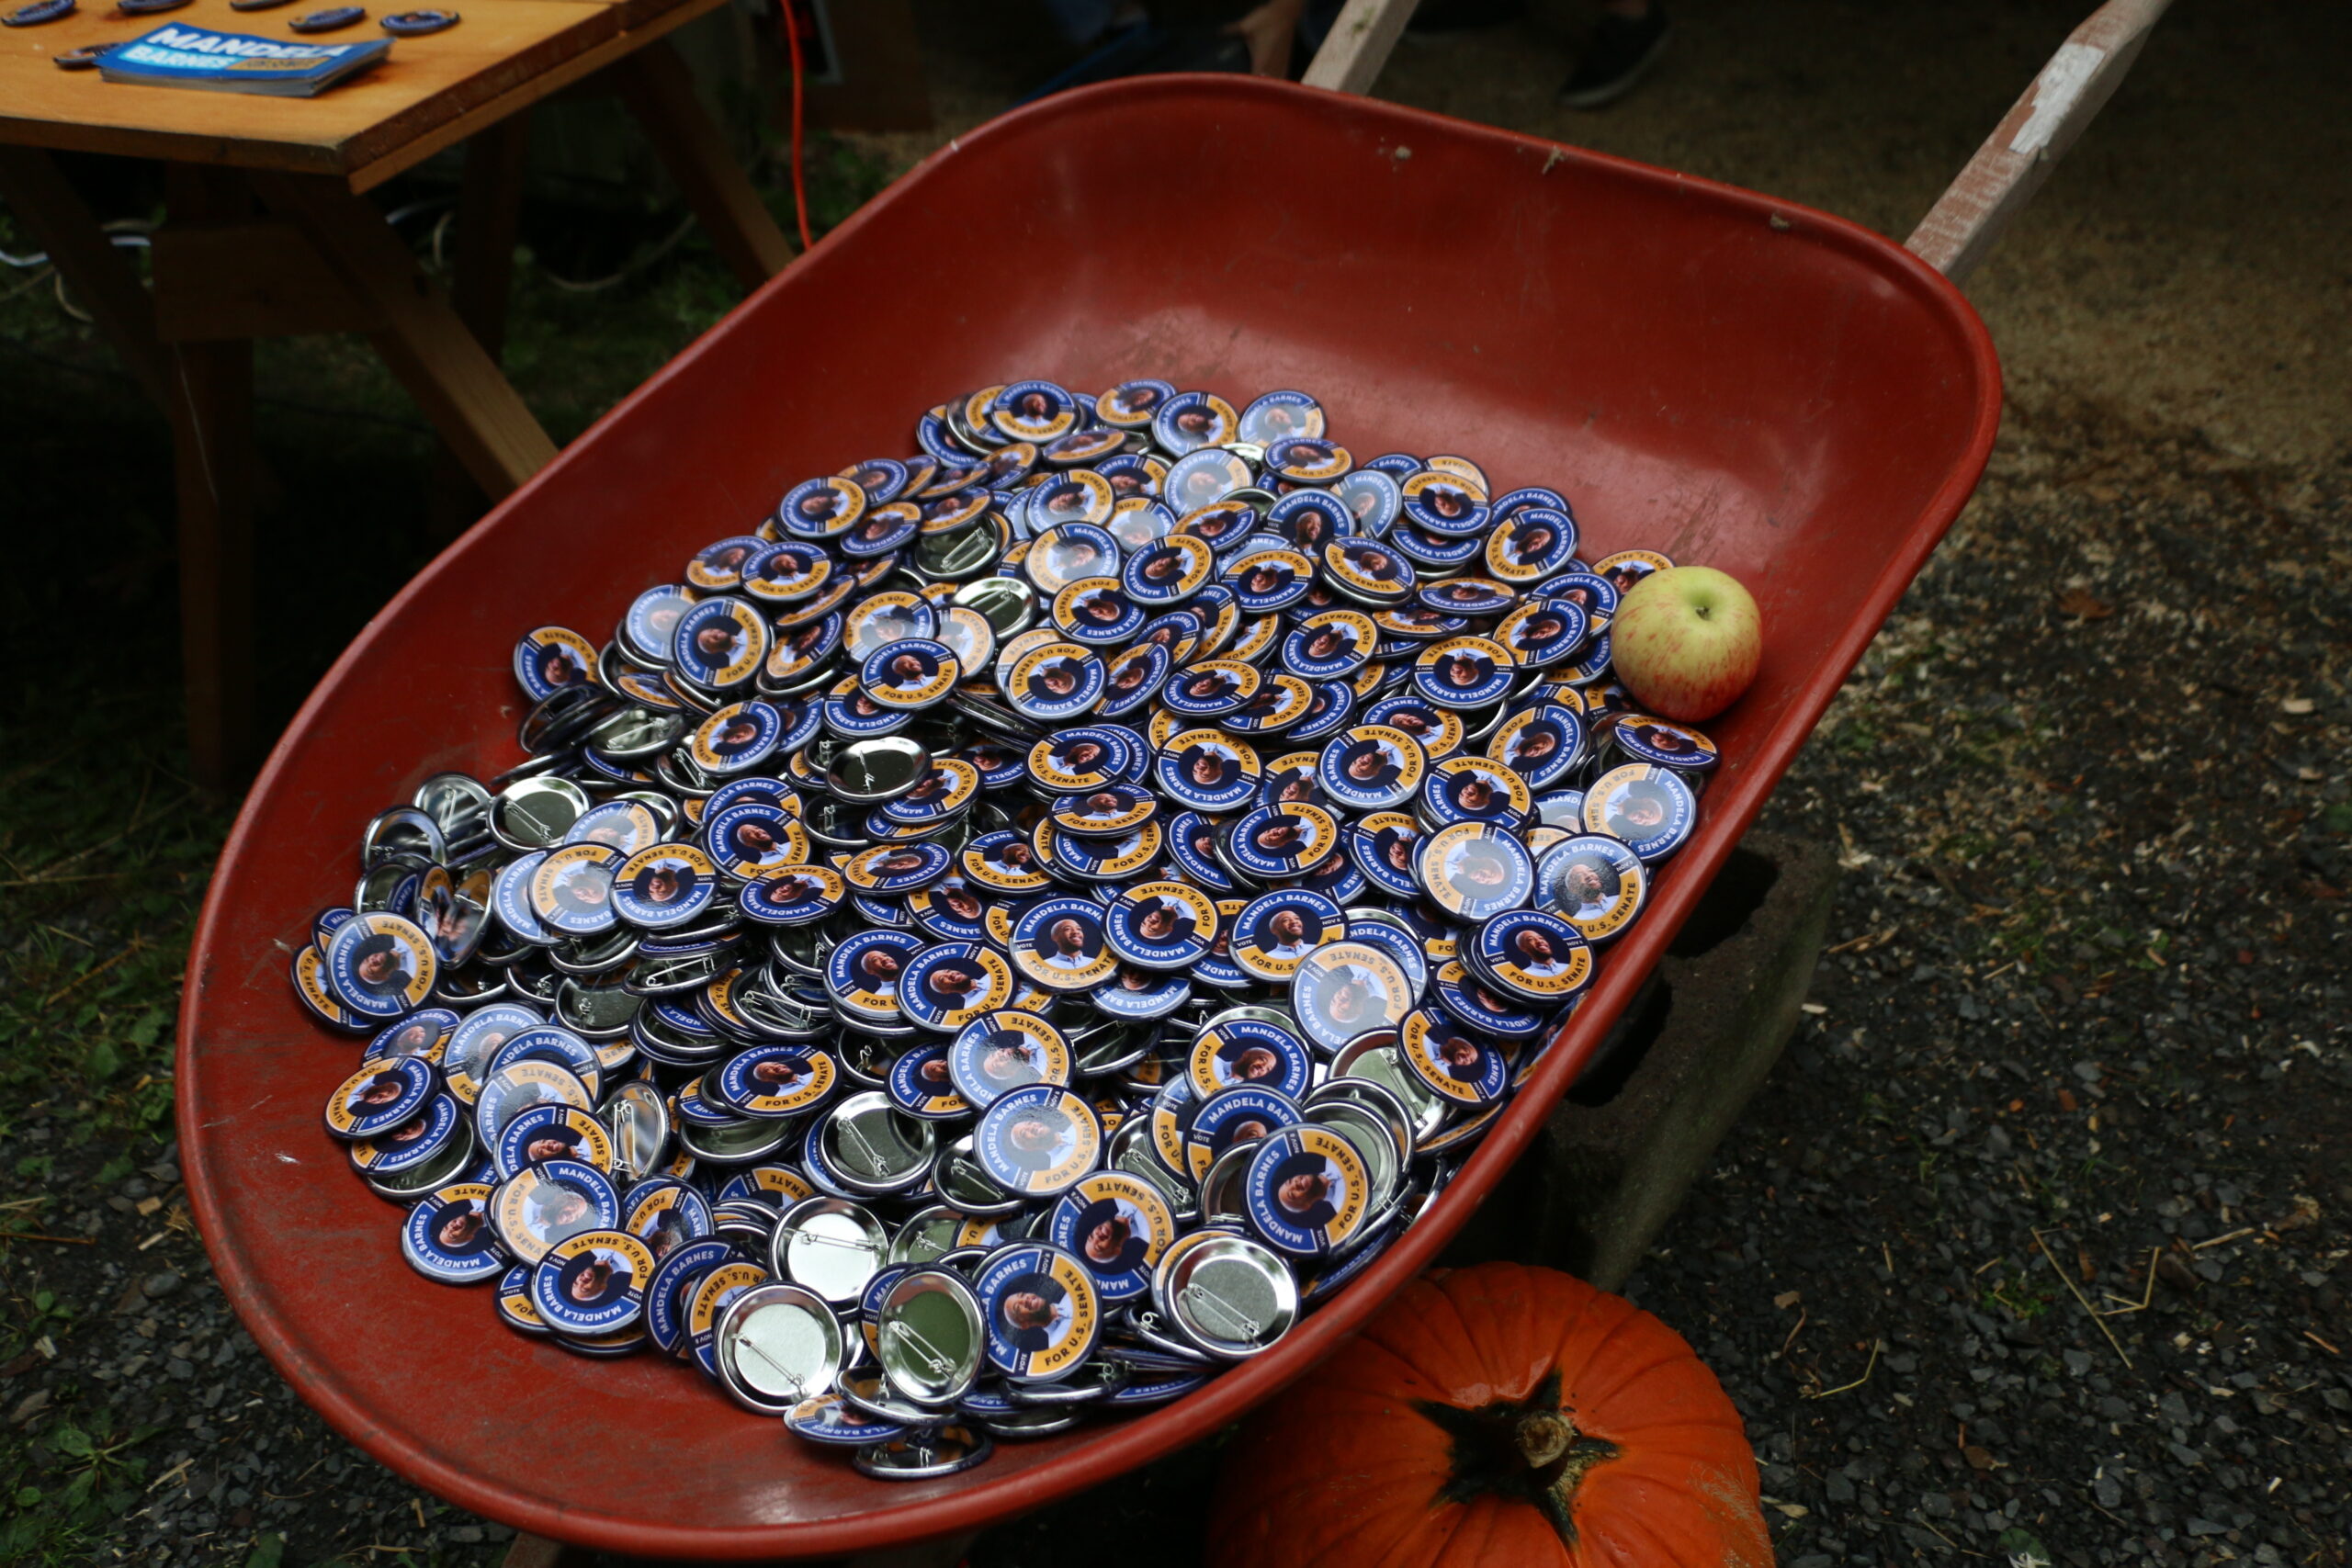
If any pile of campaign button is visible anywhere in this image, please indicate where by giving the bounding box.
[286,378,1713,1473]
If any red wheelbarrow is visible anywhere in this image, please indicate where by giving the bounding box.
[177,1,2169,1557]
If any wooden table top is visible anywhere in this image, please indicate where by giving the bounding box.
[0,0,722,189]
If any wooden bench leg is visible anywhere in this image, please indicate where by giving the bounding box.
[612,39,796,289]
[427,114,533,542]
[0,146,175,414]
[251,170,558,500]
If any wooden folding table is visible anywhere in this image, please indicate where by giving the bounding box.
[0,0,794,790]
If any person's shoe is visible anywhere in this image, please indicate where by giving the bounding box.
[1556,6,1669,108]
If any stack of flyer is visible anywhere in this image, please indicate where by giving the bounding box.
[97,22,390,96]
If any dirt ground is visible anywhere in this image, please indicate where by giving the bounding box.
[0,2,2343,1565]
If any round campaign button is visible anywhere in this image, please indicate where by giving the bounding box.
[1163,446,1256,513]
[841,502,920,559]
[531,1229,655,1336]
[1097,378,1174,429]
[1187,1010,1312,1100]
[1549,570,1619,635]
[1287,679,1358,747]
[715,1044,838,1118]
[1003,641,1104,722]
[1048,1172,1175,1304]
[883,757,979,827]
[823,675,913,740]
[288,6,364,30]
[672,597,767,689]
[1227,887,1346,984]
[1282,609,1376,681]
[974,1241,1099,1382]
[1216,672,1314,738]
[366,1007,453,1064]
[565,799,660,855]
[528,842,622,936]
[1317,535,1417,605]
[788,1393,910,1449]
[608,843,717,931]
[1048,578,1143,649]
[1413,636,1515,709]
[1346,810,1425,900]
[842,840,952,895]
[491,1158,621,1266]
[1103,881,1219,971]
[904,872,987,942]
[738,864,844,926]
[1333,468,1402,537]
[989,379,1080,444]
[962,830,1050,895]
[1580,764,1699,863]
[512,626,598,701]
[1263,435,1351,486]
[1223,803,1339,883]
[843,590,937,659]
[1051,784,1159,839]
[779,475,869,540]
[622,1179,712,1258]
[1418,576,1518,617]
[1029,469,1117,533]
[886,1040,969,1122]
[895,942,1013,1033]
[1471,909,1594,1003]
[1611,715,1721,773]
[1221,547,1315,615]
[1400,470,1489,536]
[1494,597,1590,669]
[323,912,438,1019]
[1487,704,1586,791]
[493,1104,612,1179]
[1028,725,1133,792]
[1417,821,1534,922]
[1242,1124,1371,1258]
[1150,391,1238,456]
[826,930,924,1023]
[1237,389,1324,446]
[1160,658,1258,720]
[401,1182,508,1283]
[1364,693,1463,759]
[1010,896,1119,992]
[860,639,960,711]
[1023,523,1120,596]
[1486,506,1577,583]
[1400,1007,1510,1106]
[1420,755,1532,829]
[1317,724,1424,812]
[1091,964,1193,1021]
[686,535,764,592]
[1290,941,1416,1055]
[1593,548,1674,596]
[1182,1084,1301,1183]
[1095,641,1171,719]
[1120,535,1212,605]
[1391,525,1484,572]
[1434,956,1552,1043]
[973,1086,1101,1198]
[1537,833,1646,944]
[839,457,910,504]
[946,1010,1069,1110]
[323,1055,435,1141]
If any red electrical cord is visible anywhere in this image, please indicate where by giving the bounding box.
[781,0,813,253]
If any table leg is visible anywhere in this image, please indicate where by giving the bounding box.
[250,171,557,499]
[612,39,796,289]
[0,146,174,414]
[427,114,533,542]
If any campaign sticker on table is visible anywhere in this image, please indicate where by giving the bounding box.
[1400,1007,1510,1105]
[1282,609,1376,681]
[945,1010,1069,1111]
[401,1182,508,1284]
[842,840,953,896]
[858,638,960,712]
[1399,471,1490,536]
[1485,506,1577,584]
[1223,803,1340,883]
[1221,547,1315,615]
[1048,1172,1174,1304]
[1611,716,1720,773]
[1488,705,1586,792]
[1010,897,1119,992]
[1103,880,1219,971]
[1187,1012,1312,1100]
[1412,636,1515,709]
[527,842,622,937]
[492,1158,620,1266]
[1472,908,1594,1004]
[974,1240,1099,1382]
[1003,642,1105,722]
[1182,1084,1300,1182]
[962,829,1051,895]
[1051,578,1145,648]
[1228,887,1346,984]
[1050,784,1159,839]
[671,597,767,689]
[1593,548,1674,597]
[1150,390,1238,456]
[1023,523,1120,596]
[1537,833,1646,944]
[886,1041,970,1121]
[1243,1124,1370,1258]
[825,929,923,1022]
[1290,941,1415,1055]
[1216,672,1314,738]
[1422,755,1533,829]
[1316,724,1425,813]
[716,1044,839,1118]
[1236,389,1324,446]
[738,863,844,926]
[323,1055,435,1141]
[1346,811,1425,901]
[512,626,599,702]
[896,942,1014,1033]
[1097,378,1175,429]
[974,1086,1101,1199]
[493,1103,613,1180]
[1580,764,1698,863]
[323,912,438,1019]
[530,1229,655,1336]
[778,475,868,540]
[1416,821,1534,922]
[1495,597,1590,669]
[1120,535,1214,605]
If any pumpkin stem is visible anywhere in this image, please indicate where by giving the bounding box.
[1515,1411,1576,1469]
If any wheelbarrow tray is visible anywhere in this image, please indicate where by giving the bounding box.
[180,73,1998,1560]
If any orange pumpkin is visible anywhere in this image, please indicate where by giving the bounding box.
[1210,1262,1770,1568]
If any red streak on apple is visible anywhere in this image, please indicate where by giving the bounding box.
[1610,566,1761,722]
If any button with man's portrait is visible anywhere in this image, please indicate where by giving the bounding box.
[1156,814,1233,897]
[1493,596,1591,671]
[1119,534,1213,607]
[1487,704,1587,794]
[777,474,869,541]
[401,1181,509,1284]
[1049,783,1158,840]
[885,1041,969,1121]
[512,626,601,702]
[1046,576,1143,649]
[1186,1010,1312,1100]
[893,942,1012,1033]
[1431,957,1550,1043]
[321,911,440,1020]
[1001,639,1105,723]
[322,1054,437,1142]
[1282,609,1377,682]
[1419,754,1532,831]
[819,926,921,1024]
[1411,635,1516,711]
[489,1156,620,1266]
[1219,547,1315,615]
[493,1104,613,1181]
[1150,390,1238,456]
[1398,1006,1510,1107]
[1008,896,1120,993]
[1397,469,1491,538]
[1344,810,1425,901]
[1289,941,1416,1056]
[734,863,843,927]
[1047,1171,1175,1305]
[345,1090,465,1179]
[1534,832,1646,944]
[1579,763,1698,863]
[1044,818,1162,885]
[973,1085,1101,1199]
[1415,820,1534,923]
[1240,1123,1371,1259]
[1610,714,1720,773]
[1102,880,1219,973]
[856,637,961,713]
[1090,963,1193,1021]
[1219,803,1340,887]
[1482,504,1577,585]
[1590,547,1675,598]
[1237,389,1325,446]
[1468,909,1593,1005]
[1316,722,1426,812]
[670,597,769,690]
[1095,378,1175,430]
[1388,524,1487,573]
